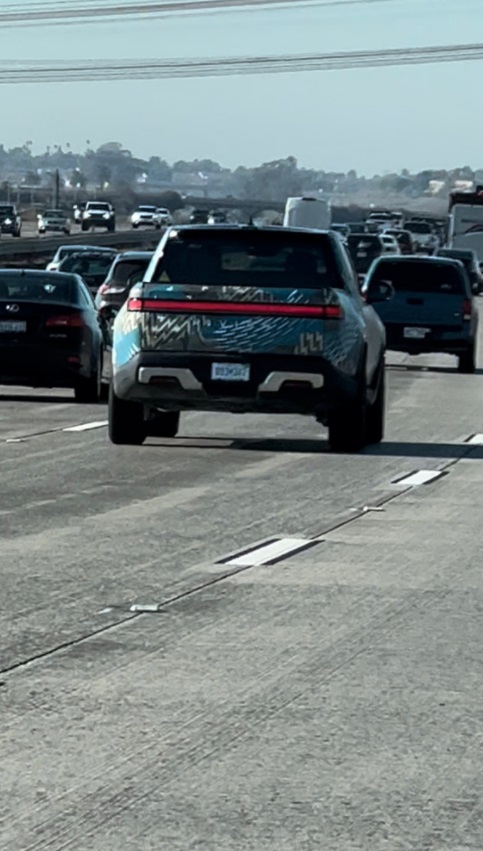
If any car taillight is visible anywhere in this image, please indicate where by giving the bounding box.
[463,299,472,320]
[46,314,85,328]
[127,297,344,319]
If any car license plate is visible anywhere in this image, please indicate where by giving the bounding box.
[211,363,250,382]
[404,327,429,339]
[0,321,26,333]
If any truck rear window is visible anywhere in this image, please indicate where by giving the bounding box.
[151,231,339,289]
[373,261,466,294]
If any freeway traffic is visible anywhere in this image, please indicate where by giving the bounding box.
[2,206,483,849]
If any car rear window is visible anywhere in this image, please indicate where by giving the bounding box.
[150,231,339,289]
[0,274,76,303]
[373,261,466,294]
[110,259,150,285]
[405,222,432,234]
[62,255,114,276]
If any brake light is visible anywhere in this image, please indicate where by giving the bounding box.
[46,314,85,328]
[127,297,344,319]
[463,298,472,321]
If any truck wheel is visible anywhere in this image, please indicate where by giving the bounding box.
[458,342,476,374]
[81,222,89,232]
[327,385,368,453]
[108,385,146,445]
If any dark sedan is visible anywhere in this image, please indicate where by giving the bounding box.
[0,269,105,401]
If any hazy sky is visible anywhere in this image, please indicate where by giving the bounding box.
[0,0,481,175]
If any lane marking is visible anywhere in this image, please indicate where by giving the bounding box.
[222,537,318,567]
[466,434,483,445]
[63,420,108,432]
[392,469,447,487]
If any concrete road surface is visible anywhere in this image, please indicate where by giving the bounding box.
[2,331,483,849]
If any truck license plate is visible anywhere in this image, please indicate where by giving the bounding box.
[404,327,429,339]
[211,363,250,382]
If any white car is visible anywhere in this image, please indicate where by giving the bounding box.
[131,206,172,229]
[380,234,400,254]
[46,244,115,272]
[38,209,71,235]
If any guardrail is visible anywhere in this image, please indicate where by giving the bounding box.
[0,228,163,266]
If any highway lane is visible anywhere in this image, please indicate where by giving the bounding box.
[2,333,483,848]
[0,346,482,668]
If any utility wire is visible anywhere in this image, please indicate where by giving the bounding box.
[0,42,481,82]
[0,0,427,27]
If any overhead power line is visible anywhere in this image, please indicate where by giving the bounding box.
[0,42,482,82]
[0,0,420,27]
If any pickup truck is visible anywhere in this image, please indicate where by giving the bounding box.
[81,201,116,232]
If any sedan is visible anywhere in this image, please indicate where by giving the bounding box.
[38,209,71,235]
[0,269,105,401]
[46,244,116,272]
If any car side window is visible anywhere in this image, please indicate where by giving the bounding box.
[335,240,363,300]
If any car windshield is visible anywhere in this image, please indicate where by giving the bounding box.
[372,261,466,294]
[44,210,64,217]
[61,255,114,276]
[150,231,338,289]
[138,207,156,213]
[0,206,14,215]
[110,259,151,285]
[405,222,432,234]
[0,274,75,302]
[88,203,109,211]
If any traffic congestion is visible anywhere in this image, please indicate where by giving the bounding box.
[0,190,481,448]
[3,185,483,851]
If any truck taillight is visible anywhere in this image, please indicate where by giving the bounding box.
[463,299,472,320]
[127,297,344,319]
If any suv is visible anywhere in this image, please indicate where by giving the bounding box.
[347,233,384,275]
[131,206,167,230]
[81,201,116,232]
[189,209,209,224]
[383,228,414,255]
[0,204,21,237]
[435,247,483,294]
[109,225,388,451]
[95,251,153,311]
[404,220,439,254]
[363,255,478,372]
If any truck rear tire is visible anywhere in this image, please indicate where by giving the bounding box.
[108,386,146,445]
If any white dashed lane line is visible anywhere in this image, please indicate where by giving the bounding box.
[392,469,447,487]
[62,421,108,432]
[218,537,320,567]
